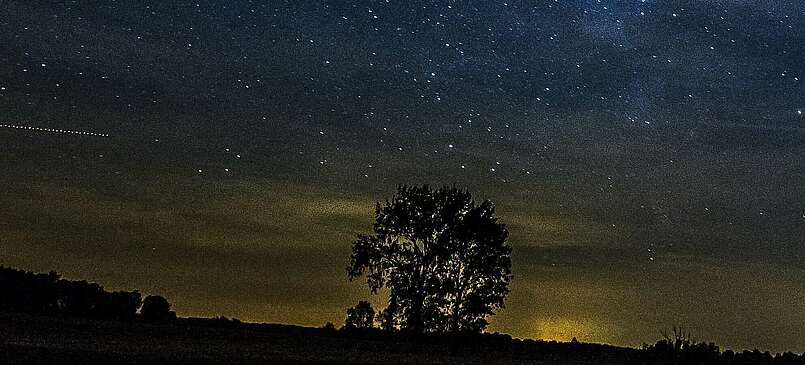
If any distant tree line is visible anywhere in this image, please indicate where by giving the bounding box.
[0,266,174,322]
[639,339,805,365]
[638,326,805,365]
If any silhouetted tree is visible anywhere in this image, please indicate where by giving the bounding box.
[140,295,175,322]
[344,301,375,329]
[348,185,512,333]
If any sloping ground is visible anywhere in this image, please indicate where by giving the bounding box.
[0,312,642,364]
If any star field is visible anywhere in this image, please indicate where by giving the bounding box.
[1,0,804,353]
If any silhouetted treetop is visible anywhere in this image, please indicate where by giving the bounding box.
[348,185,512,334]
[141,295,176,322]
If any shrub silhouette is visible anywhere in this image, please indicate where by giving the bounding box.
[348,185,512,333]
[344,301,375,329]
[140,295,175,322]
[321,322,336,332]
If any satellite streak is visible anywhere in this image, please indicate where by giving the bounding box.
[0,123,109,137]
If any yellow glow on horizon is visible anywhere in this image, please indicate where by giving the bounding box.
[535,317,617,344]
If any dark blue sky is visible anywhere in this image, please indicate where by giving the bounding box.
[1,0,804,352]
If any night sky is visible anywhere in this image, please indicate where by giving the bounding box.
[1,0,804,353]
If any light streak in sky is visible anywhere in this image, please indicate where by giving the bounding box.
[0,123,109,137]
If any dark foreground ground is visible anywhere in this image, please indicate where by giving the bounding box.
[0,312,647,365]
[3,312,801,365]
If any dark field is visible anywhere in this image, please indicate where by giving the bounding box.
[0,312,645,364]
[4,312,804,365]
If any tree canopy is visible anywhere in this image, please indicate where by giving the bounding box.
[344,301,375,329]
[348,185,512,333]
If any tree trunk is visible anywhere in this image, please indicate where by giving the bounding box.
[409,263,426,334]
